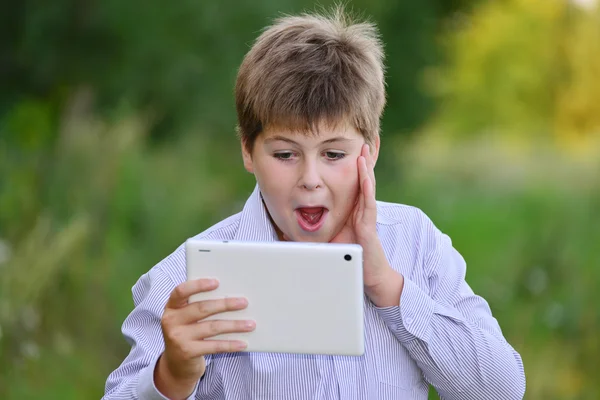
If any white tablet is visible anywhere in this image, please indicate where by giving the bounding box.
[185,239,364,356]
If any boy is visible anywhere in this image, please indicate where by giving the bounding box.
[103,8,526,400]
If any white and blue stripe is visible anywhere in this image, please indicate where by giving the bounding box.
[102,185,526,399]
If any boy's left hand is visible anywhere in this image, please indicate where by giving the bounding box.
[330,144,404,307]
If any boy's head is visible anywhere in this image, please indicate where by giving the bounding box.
[235,8,386,243]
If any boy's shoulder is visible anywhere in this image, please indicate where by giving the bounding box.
[190,211,243,242]
[375,200,444,253]
[375,200,432,229]
[375,201,451,280]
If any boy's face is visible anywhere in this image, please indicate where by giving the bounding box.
[242,120,379,243]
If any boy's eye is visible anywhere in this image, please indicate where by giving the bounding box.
[325,151,346,160]
[274,152,294,160]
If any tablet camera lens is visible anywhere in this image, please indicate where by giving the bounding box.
[344,254,352,261]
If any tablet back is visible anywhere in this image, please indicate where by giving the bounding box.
[185,240,364,356]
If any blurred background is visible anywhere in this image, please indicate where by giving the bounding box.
[1,0,599,398]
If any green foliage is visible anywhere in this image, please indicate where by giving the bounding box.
[0,0,468,141]
[0,105,242,398]
[428,0,600,146]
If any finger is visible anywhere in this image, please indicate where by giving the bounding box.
[362,174,378,222]
[370,168,376,198]
[357,180,365,222]
[362,143,369,159]
[184,297,249,324]
[163,296,249,328]
[195,319,256,340]
[358,156,369,191]
[365,144,376,193]
[200,339,249,354]
[354,154,365,210]
[357,155,368,205]
[163,319,253,356]
[167,279,219,308]
[358,155,377,218]
[171,336,248,359]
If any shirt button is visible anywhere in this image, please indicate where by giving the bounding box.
[405,317,414,326]
[390,324,398,330]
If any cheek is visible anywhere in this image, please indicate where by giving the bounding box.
[255,159,286,187]
[340,160,359,189]
[254,159,293,211]
[331,161,360,208]
[344,161,356,177]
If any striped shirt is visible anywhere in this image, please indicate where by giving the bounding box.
[102,185,526,400]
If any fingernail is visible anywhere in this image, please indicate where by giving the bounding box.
[236,297,248,306]
[245,321,256,329]
[236,341,248,350]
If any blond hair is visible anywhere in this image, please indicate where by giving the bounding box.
[235,7,386,150]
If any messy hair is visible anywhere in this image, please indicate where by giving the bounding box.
[235,6,386,151]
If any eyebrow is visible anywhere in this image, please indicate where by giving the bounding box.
[263,136,353,145]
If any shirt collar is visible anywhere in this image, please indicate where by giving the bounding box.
[233,184,279,242]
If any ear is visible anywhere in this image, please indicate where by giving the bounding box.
[371,135,381,167]
[241,141,254,173]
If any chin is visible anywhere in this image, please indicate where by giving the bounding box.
[292,230,334,243]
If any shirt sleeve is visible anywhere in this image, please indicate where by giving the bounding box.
[374,213,526,400]
[102,267,202,400]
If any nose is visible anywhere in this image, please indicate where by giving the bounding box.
[298,158,322,190]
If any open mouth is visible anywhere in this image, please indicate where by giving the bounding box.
[295,207,328,232]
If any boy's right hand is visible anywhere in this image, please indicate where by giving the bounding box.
[155,278,255,399]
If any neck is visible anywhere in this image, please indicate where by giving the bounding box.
[260,196,287,241]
